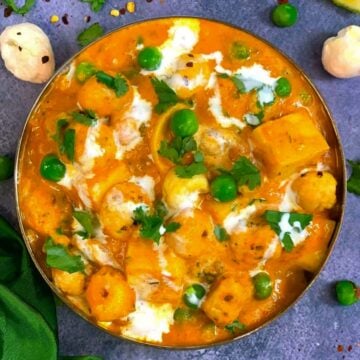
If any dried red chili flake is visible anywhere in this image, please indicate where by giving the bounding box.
[278,0,288,3]
[62,13,69,25]
[4,6,13,17]
[348,345,353,352]
[120,8,126,15]
[337,345,344,352]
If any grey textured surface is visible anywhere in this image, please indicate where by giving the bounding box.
[0,0,359,359]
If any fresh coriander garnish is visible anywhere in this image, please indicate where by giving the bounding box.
[133,206,180,244]
[77,23,104,47]
[264,210,313,252]
[80,0,105,12]
[51,119,69,145]
[44,237,85,273]
[72,109,97,126]
[3,0,35,14]
[95,71,129,97]
[158,136,197,164]
[63,129,75,162]
[231,156,261,190]
[150,77,182,114]
[225,320,246,334]
[73,210,96,239]
[214,225,230,242]
[175,162,207,179]
[347,160,360,195]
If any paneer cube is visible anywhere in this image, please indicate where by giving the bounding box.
[251,112,329,176]
[202,276,252,326]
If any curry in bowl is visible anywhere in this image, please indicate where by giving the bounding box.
[17,18,344,346]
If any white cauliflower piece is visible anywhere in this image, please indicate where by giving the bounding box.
[0,23,55,83]
[322,25,360,78]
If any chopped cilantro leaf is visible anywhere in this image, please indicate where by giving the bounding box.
[158,140,181,164]
[158,136,197,165]
[77,23,104,47]
[264,210,313,252]
[150,78,181,114]
[231,157,261,190]
[80,0,105,12]
[73,210,95,238]
[51,119,69,146]
[133,206,180,244]
[3,0,35,15]
[63,128,75,162]
[194,151,204,163]
[225,320,246,335]
[214,225,229,242]
[154,200,168,218]
[175,162,207,178]
[95,71,129,97]
[231,76,246,93]
[72,110,97,126]
[44,237,84,273]
[347,160,360,195]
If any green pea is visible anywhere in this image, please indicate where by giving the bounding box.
[75,62,97,83]
[271,4,298,28]
[0,155,14,181]
[170,109,199,138]
[335,280,358,306]
[173,307,195,322]
[183,284,206,309]
[231,42,250,60]
[210,174,237,202]
[40,154,66,182]
[253,272,273,300]
[275,77,292,97]
[137,46,162,70]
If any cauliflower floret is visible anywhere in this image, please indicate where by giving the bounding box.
[162,169,209,211]
[322,25,360,78]
[292,171,337,213]
[0,23,55,83]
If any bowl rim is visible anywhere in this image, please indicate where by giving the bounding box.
[14,15,347,351]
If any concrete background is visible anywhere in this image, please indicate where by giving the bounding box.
[0,0,359,359]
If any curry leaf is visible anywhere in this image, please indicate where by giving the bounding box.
[347,160,360,195]
[231,156,261,190]
[77,23,104,47]
[44,237,85,273]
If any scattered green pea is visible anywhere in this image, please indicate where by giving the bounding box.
[183,284,206,309]
[137,46,162,71]
[275,77,292,97]
[231,42,250,60]
[170,109,199,138]
[335,280,358,306]
[271,3,298,28]
[40,154,66,182]
[210,174,237,202]
[253,272,273,300]
[173,307,195,321]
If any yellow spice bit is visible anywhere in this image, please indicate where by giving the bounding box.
[126,1,136,13]
[110,9,120,17]
[50,15,59,23]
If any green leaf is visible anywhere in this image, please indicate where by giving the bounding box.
[72,110,97,126]
[158,136,197,165]
[154,200,168,218]
[231,42,250,59]
[77,23,104,47]
[0,216,57,333]
[133,207,163,244]
[164,222,181,233]
[214,225,229,242]
[95,71,129,97]
[231,76,246,93]
[73,210,95,238]
[231,156,261,190]
[347,160,360,195]
[264,210,313,252]
[45,237,85,273]
[225,319,246,335]
[75,62,97,83]
[158,140,181,164]
[51,119,69,145]
[3,0,35,14]
[80,0,105,12]
[63,129,75,162]
[0,284,57,360]
[175,162,207,178]
[151,78,181,114]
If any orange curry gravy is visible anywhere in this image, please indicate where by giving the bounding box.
[18,18,343,346]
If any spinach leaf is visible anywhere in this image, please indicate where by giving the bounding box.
[45,237,85,273]
[77,23,104,47]
[347,160,360,195]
